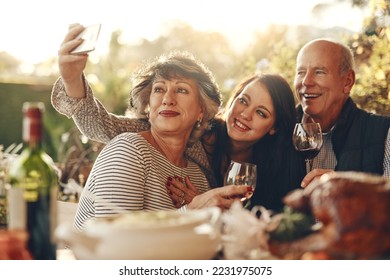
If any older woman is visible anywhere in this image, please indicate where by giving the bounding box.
[55,24,251,231]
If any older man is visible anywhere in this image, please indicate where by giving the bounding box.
[294,39,390,187]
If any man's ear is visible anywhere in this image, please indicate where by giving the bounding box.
[343,69,355,94]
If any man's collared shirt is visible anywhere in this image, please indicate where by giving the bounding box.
[312,128,389,179]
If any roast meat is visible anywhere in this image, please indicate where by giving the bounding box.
[269,172,390,259]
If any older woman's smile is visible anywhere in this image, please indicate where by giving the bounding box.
[159,110,180,117]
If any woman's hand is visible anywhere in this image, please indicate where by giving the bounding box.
[188,185,253,210]
[166,176,200,208]
[166,175,253,210]
[300,168,335,188]
[58,23,89,98]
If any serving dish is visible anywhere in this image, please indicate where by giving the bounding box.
[55,207,221,260]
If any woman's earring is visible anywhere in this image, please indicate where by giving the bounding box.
[196,118,202,128]
[269,127,277,135]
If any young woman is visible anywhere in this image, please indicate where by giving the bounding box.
[167,74,304,211]
[200,74,304,210]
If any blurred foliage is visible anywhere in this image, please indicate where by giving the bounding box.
[348,0,390,115]
[84,30,132,115]
[57,127,104,201]
[0,0,389,164]
[0,52,20,76]
[0,83,74,161]
[350,28,390,115]
[83,21,239,110]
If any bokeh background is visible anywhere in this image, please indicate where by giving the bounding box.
[0,0,389,163]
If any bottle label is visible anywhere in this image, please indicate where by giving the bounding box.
[8,187,27,230]
[9,181,58,239]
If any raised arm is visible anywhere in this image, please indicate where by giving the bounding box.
[51,76,150,143]
[52,23,150,144]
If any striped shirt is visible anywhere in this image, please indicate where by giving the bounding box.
[74,133,210,231]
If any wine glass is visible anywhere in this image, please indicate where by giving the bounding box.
[224,161,257,202]
[292,123,323,173]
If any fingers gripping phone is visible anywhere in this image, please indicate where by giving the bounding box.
[70,24,101,54]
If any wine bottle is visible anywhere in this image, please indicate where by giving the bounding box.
[0,145,11,229]
[8,102,58,260]
[0,169,7,229]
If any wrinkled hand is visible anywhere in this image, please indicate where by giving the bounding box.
[166,176,200,208]
[301,168,335,188]
[187,185,253,211]
[58,23,89,97]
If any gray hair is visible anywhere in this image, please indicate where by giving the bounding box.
[303,38,355,75]
[338,42,355,75]
[128,50,221,146]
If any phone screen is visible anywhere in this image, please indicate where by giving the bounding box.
[70,24,101,54]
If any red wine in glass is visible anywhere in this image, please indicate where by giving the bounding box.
[292,123,323,173]
[300,147,321,160]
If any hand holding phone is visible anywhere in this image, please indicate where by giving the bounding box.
[70,24,101,54]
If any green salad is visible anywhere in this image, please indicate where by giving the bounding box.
[269,206,317,242]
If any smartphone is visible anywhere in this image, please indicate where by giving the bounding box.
[70,24,101,54]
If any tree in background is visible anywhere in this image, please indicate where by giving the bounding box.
[84,30,132,115]
[350,0,390,115]
[1,0,388,159]
[242,0,389,115]
[84,21,239,107]
[0,52,21,83]
[351,30,389,115]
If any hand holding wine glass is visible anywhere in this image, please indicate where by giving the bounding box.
[224,161,257,203]
[292,123,323,173]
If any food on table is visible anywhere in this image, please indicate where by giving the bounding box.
[267,172,390,259]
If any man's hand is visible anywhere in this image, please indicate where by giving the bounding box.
[301,168,335,188]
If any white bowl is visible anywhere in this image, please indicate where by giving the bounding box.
[55,207,221,260]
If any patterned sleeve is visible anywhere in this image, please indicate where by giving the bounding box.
[186,141,217,187]
[383,128,390,179]
[51,76,150,143]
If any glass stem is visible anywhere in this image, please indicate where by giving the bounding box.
[305,159,312,174]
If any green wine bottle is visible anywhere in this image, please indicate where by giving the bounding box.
[8,102,58,260]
